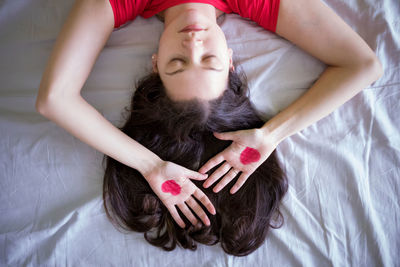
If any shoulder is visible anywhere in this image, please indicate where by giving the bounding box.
[108,0,150,29]
[226,0,280,32]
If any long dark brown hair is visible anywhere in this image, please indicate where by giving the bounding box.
[102,71,288,256]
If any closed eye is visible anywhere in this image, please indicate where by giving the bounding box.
[165,55,223,75]
[203,55,216,61]
[169,58,186,64]
[169,55,217,64]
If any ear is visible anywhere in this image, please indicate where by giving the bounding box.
[228,48,234,72]
[152,54,158,73]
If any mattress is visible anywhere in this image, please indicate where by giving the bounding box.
[0,0,399,266]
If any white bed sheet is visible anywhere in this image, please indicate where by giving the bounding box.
[0,0,399,266]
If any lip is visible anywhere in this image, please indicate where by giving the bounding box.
[179,25,206,33]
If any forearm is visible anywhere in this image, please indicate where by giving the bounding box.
[262,61,383,144]
[36,94,162,176]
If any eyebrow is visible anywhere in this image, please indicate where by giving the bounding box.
[165,67,224,76]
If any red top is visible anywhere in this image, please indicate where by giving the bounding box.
[108,0,280,32]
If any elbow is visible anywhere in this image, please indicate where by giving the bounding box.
[36,83,51,115]
[35,89,61,117]
[35,93,54,117]
[35,89,78,118]
[35,96,47,116]
[360,55,384,82]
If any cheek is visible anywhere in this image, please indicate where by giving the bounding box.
[158,35,177,57]
[240,147,261,165]
[161,180,182,196]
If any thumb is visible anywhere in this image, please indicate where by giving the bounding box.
[187,169,209,180]
[213,131,238,141]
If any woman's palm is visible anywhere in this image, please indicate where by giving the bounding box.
[145,161,216,228]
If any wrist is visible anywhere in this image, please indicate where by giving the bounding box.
[137,153,164,179]
[260,113,297,146]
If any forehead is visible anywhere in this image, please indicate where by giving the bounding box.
[161,69,228,101]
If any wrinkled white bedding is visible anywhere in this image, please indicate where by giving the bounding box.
[0,0,399,266]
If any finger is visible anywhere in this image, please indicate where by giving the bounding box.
[198,154,225,174]
[167,205,186,228]
[186,169,209,181]
[177,203,198,226]
[213,168,240,193]
[203,162,231,188]
[213,131,238,141]
[193,189,216,215]
[186,197,210,226]
[230,172,250,194]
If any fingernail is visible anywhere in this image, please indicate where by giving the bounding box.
[203,182,209,188]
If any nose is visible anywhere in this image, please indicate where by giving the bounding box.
[181,32,203,49]
[182,38,203,50]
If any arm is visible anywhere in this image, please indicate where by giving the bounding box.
[262,0,383,143]
[200,0,383,193]
[36,0,215,227]
[36,0,161,175]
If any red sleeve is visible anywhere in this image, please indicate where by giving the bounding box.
[108,0,148,28]
[226,0,280,32]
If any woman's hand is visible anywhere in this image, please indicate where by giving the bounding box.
[143,161,216,228]
[199,128,277,194]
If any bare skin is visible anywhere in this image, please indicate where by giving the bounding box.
[200,0,383,194]
[153,3,233,101]
[35,0,382,226]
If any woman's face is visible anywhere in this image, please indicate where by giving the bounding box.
[155,8,233,101]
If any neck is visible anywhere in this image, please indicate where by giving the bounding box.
[162,3,219,28]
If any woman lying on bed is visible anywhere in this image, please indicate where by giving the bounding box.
[102,71,288,256]
[35,0,383,250]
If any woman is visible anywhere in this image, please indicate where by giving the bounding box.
[35,0,382,228]
[102,72,288,255]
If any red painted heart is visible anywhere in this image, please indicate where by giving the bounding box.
[161,180,181,196]
[240,147,261,165]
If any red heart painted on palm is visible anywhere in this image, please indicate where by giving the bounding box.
[240,147,261,165]
[161,180,181,196]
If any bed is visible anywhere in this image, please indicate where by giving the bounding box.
[0,0,399,266]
